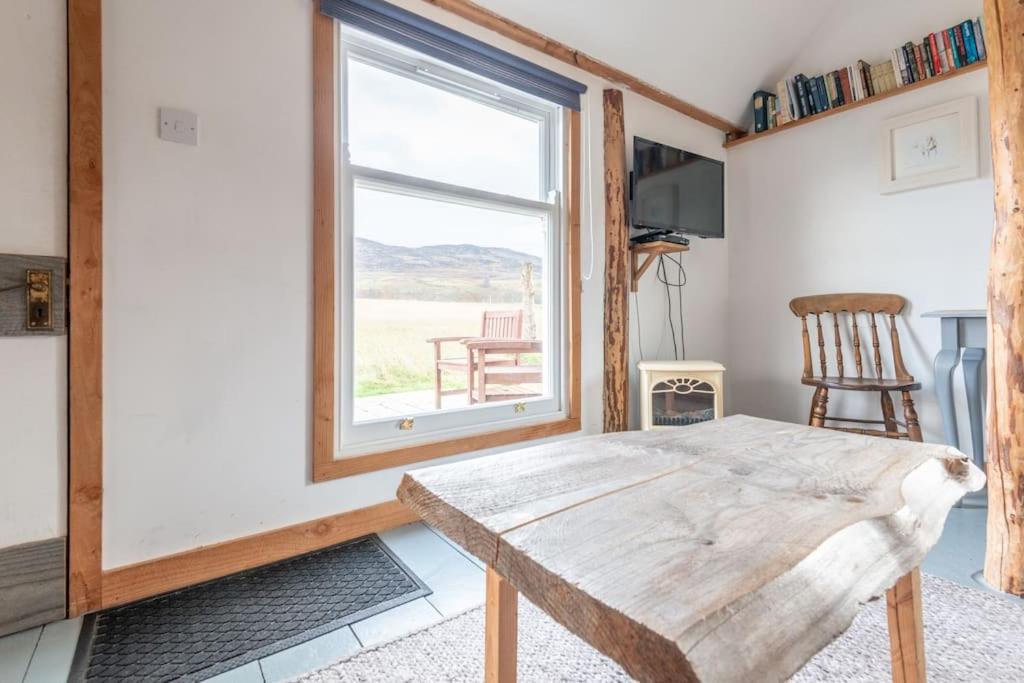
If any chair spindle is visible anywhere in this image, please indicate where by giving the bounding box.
[815,314,827,377]
[832,312,844,377]
[851,313,864,379]
[870,313,883,378]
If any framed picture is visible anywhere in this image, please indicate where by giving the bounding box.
[880,96,978,194]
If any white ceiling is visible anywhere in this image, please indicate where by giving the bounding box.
[472,0,840,126]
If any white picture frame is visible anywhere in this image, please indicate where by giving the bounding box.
[880,96,978,194]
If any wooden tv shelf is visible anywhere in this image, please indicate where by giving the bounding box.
[724,60,987,149]
[630,240,689,292]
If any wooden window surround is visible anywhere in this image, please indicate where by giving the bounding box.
[311,11,582,482]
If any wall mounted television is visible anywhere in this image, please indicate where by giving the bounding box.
[630,137,725,239]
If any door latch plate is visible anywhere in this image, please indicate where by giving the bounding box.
[26,270,53,331]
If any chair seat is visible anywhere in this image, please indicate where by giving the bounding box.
[801,376,921,392]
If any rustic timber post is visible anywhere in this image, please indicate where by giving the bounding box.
[602,89,629,432]
[982,0,1024,597]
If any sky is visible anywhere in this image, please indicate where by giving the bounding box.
[347,57,549,258]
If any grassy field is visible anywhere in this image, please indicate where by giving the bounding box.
[354,299,541,397]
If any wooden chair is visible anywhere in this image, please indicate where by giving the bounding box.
[428,310,526,409]
[789,293,923,441]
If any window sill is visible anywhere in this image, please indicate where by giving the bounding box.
[312,416,581,482]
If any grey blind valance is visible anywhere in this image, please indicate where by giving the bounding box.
[319,0,587,110]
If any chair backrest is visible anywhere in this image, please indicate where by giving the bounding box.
[482,309,524,339]
[789,293,913,381]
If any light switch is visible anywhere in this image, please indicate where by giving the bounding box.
[159,107,199,145]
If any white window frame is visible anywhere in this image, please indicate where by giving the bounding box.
[335,28,568,457]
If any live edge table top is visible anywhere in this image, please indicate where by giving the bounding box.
[396,415,983,683]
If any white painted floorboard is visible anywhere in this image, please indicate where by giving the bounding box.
[0,511,990,682]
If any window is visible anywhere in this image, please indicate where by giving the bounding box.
[332,29,576,460]
[311,13,581,481]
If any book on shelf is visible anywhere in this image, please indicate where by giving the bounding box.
[838,68,853,103]
[962,20,979,63]
[752,90,771,132]
[953,25,968,65]
[973,18,986,59]
[749,15,987,135]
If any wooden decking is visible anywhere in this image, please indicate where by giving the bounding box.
[354,385,541,422]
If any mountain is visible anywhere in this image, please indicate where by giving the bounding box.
[354,237,543,303]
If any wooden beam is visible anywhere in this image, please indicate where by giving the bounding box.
[101,500,418,609]
[602,89,629,433]
[983,0,1024,597]
[420,0,741,136]
[312,4,337,472]
[68,0,104,618]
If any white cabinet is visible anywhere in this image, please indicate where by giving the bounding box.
[638,361,725,430]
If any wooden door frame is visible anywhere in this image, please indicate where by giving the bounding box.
[68,0,104,618]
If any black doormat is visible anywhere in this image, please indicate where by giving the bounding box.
[70,535,430,682]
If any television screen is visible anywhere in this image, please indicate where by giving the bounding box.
[630,137,724,238]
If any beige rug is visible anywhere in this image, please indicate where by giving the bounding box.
[297,574,1024,682]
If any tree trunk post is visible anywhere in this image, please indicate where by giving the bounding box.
[602,89,629,433]
[982,0,1024,596]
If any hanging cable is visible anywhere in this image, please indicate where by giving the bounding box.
[657,255,678,360]
[655,252,688,360]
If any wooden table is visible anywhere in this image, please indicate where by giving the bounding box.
[397,415,984,683]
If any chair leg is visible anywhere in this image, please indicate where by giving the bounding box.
[477,351,487,404]
[434,367,443,410]
[433,341,443,410]
[466,349,476,405]
[880,391,899,438]
[810,387,829,428]
[902,391,923,442]
[807,387,821,425]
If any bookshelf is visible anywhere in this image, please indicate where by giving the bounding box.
[724,60,986,149]
[630,241,689,292]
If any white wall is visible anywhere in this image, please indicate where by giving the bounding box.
[102,0,729,568]
[624,116,729,427]
[726,0,991,451]
[0,0,68,547]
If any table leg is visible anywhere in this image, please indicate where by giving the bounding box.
[933,347,961,449]
[961,347,986,469]
[886,568,926,683]
[485,567,518,683]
